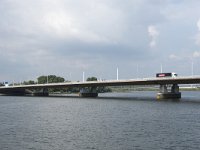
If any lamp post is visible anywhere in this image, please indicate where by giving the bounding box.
[191,61,194,77]
[83,72,85,82]
[117,67,119,80]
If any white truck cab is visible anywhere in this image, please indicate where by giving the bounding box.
[4,82,9,87]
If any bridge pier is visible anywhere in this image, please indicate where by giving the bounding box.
[0,88,33,96]
[157,84,181,100]
[33,88,49,96]
[79,87,98,97]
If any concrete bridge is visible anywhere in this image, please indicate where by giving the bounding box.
[1,76,200,99]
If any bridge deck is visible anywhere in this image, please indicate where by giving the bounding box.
[1,77,200,90]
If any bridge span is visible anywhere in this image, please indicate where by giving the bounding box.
[1,76,200,99]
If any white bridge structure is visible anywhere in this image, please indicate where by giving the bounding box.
[1,76,200,99]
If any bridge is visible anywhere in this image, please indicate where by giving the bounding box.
[1,76,200,99]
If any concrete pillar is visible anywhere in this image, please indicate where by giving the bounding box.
[157,84,181,100]
[33,88,49,96]
[79,87,98,97]
[171,84,180,93]
[159,85,168,93]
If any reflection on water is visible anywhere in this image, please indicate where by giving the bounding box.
[0,91,200,150]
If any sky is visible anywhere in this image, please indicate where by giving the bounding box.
[1,0,200,82]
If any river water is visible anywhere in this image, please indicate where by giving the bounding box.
[0,91,200,150]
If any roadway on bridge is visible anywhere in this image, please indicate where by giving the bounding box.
[1,76,200,90]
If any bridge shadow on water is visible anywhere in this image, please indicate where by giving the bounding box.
[45,95,200,104]
[44,95,200,105]
[1,93,200,105]
[47,94,200,105]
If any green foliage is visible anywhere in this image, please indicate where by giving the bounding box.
[86,77,97,81]
[97,87,112,93]
[37,75,65,93]
[66,87,80,93]
[37,75,65,84]
[37,76,47,84]
[23,80,35,85]
[86,76,112,93]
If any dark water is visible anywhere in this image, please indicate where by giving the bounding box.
[1,91,200,150]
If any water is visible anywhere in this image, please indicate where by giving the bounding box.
[0,91,200,150]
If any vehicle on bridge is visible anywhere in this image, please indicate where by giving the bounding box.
[0,82,9,87]
[3,82,9,87]
[156,72,177,78]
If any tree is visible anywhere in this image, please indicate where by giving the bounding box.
[86,76,112,93]
[86,77,97,81]
[37,75,65,84]
[37,76,47,84]
[23,80,35,85]
[36,75,65,93]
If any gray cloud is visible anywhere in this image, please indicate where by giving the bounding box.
[1,0,200,82]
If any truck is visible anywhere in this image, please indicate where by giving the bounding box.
[156,72,177,78]
[4,82,9,87]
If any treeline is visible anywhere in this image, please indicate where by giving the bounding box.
[22,75,111,93]
[23,75,65,85]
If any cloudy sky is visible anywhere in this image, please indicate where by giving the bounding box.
[1,0,200,82]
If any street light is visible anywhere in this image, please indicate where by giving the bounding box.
[117,67,119,80]
[83,72,85,82]
[191,61,194,77]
